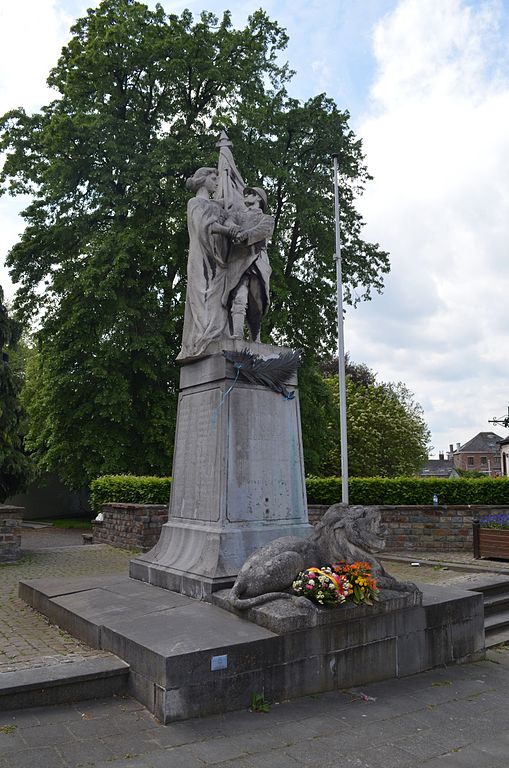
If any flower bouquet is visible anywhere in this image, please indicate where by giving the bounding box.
[292,566,351,606]
[330,561,379,605]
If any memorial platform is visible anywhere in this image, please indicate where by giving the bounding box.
[19,574,485,724]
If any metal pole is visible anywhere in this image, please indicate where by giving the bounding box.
[333,154,349,505]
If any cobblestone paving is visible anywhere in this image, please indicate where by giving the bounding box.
[1,650,509,767]
[2,529,505,676]
[3,535,509,766]
[0,531,133,674]
[385,548,509,572]
[379,557,507,588]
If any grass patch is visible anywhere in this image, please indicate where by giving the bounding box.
[0,725,17,734]
[38,517,93,530]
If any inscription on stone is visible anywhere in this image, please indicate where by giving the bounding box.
[170,388,223,522]
[226,387,305,523]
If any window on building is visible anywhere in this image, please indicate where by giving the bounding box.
[480,457,487,465]
[467,457,474,466]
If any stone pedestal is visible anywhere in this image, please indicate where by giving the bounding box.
[130,340,311,598]
[0,505,24,563]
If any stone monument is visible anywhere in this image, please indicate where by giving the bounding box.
[130,133,311,598]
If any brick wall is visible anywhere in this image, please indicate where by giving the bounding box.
[0,505,24,563]
[95,502,509,553]
[308,504,509,551]
[92,503,168,552]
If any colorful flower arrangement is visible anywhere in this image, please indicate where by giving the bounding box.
[292,566,351,606]
[330,561,379,606]
[292,561,378,607]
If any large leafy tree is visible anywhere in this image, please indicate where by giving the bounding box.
[0,286,32,500]
[319,360,431,477]
[0,0,389,487]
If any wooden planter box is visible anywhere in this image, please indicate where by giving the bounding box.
[473,522,509,559]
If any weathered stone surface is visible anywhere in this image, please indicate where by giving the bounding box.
[130,343,310,598]
[20,574,485,723]
[227,505,421,611]
[212,586,422,634]
[0,505,23,563]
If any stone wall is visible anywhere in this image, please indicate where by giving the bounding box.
[0,505,24,563]
[309,504,509,551]
[96,502,509,553]
[93,503,168,552]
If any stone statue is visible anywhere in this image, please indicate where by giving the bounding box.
[177,167,235,360]
[222,186,273,342]
[177,134,273,359]
[228,505,420,609]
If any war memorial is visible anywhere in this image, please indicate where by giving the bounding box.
[19,135,484,723]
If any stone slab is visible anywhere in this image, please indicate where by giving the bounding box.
[0,656,129,711]
[212,586,422,634]
[177,338,297,382]
[20,574,485,723]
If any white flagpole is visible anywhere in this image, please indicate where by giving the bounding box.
[333,153,349,505]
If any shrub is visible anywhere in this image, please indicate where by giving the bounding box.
[306,476,509,506]
[90,474,509,512]
[90,475,171,513]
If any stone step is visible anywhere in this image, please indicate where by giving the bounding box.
[485,626,509,648]
[483,591,509,615]
[484,608,509,634]
[470,577,509,598]
[0,656,129,712]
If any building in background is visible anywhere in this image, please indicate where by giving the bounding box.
[419,453,459,478]
[500,437,509,477]
[449,432,505,477]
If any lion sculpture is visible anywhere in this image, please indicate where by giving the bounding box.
[228,504,419,609]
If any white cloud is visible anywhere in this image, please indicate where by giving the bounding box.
[0,1,76,115]
[348,0,509,454]
[0,1,79,300]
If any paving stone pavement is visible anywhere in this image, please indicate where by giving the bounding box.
[1,529,505,675]
[3,531,509,766]
[0,529,133,673]
[1,648,509,767]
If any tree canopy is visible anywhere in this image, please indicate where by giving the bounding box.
[318,359,431,478]
[0,286,32,500]
[0,0,390,487]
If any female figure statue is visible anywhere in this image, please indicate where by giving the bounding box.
[177,168,237,360]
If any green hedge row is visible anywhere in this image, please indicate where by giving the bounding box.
[90,475,172,513]
[307,476,509,506]
[90,474,509,512]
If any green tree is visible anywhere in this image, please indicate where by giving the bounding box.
[0,286,32,500]
[0,1,389,487]
[319,360,431,477]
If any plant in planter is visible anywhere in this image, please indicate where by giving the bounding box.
[474,513,509,560]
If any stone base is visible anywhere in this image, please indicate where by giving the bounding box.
[130,520,313,599]
[131,340,311,598]
[212,587,423,634]
[20,574,485,723]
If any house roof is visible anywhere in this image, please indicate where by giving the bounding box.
[419,459,457,478]
[458,431,506,453]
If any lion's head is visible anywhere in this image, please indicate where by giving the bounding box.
[316,504,387,561]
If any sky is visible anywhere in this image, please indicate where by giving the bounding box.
[1,0,509,457]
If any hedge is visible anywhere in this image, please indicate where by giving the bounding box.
[307,476,509,506]
[90,475,171,513]
[90,474,509,512]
